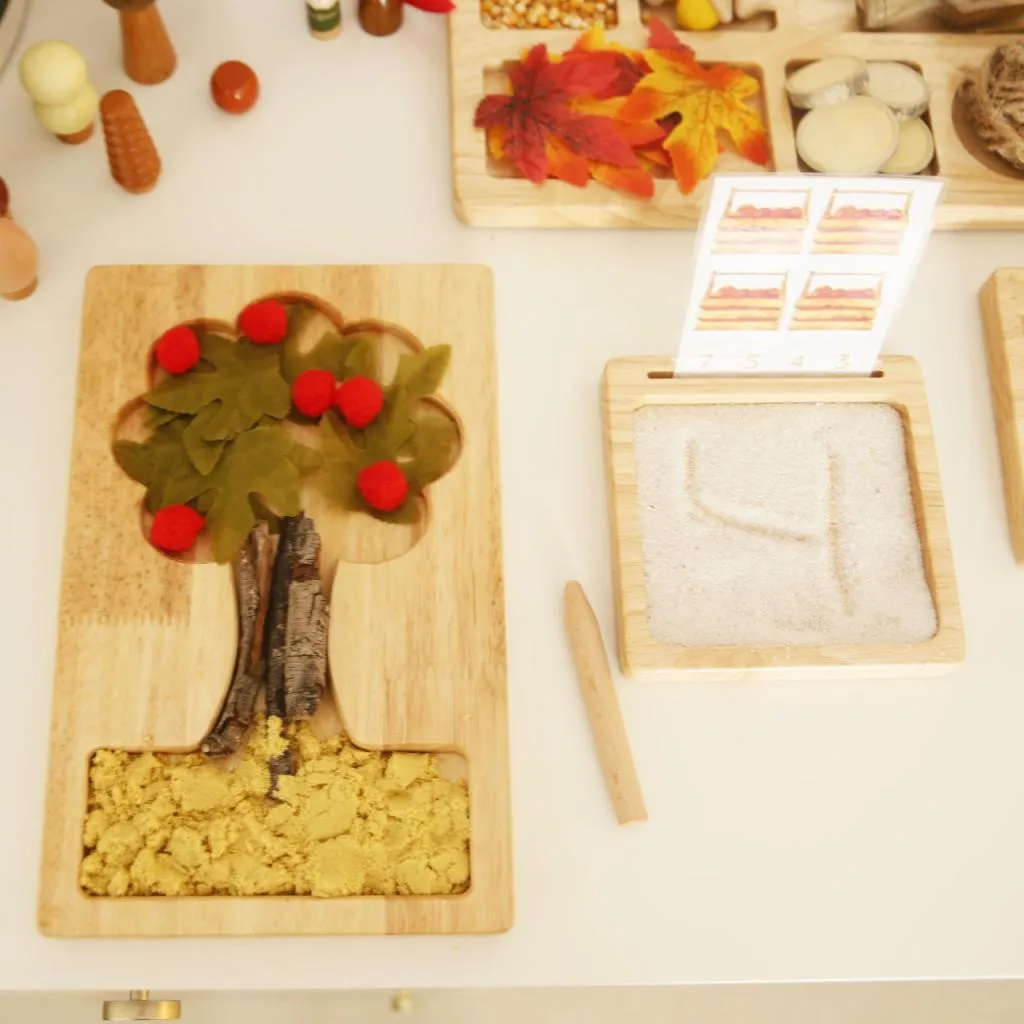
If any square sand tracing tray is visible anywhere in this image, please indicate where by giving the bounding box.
[603,355,963,680]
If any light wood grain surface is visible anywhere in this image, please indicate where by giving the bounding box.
[38,264,513,937]
[602,355,964,680]
[449,0,1024,229]
[980,269,1024,566]
[563,581,647,825]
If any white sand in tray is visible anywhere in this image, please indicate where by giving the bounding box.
[633,403,937,648]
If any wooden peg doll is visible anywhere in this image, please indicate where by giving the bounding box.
[0,215,39,301]
[102,0,177,85]
[307,0,343,37]
[18,40,99,144]
[358,0,403,36]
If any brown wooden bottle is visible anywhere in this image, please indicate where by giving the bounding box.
[359,0,404,36]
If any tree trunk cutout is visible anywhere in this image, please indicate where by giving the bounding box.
[112,294,461,777]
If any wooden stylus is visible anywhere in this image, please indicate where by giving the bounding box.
[563,581,647,825]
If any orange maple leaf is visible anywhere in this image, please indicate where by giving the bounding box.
[618,49,770,194]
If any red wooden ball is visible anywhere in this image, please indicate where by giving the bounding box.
[358,460,409,512]
[154,325,201,374]
[211,61,259,115]
[336,375,385,428]
[150,505,206,553]
[238,299,288,344]
[292,368,337,418]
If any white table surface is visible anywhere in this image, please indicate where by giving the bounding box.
[3,0,1024,993]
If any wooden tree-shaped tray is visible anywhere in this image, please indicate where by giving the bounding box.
[450,0,1022,228]
[39,264,513,937]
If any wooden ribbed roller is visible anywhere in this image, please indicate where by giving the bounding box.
[100,90,161,195]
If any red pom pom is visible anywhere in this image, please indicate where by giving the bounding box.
[292,369,336,418]
[358,460,409,512]
[154,325,201,374]
[150,504,205,553]
[336,375,385,428]
[238,299,289,344]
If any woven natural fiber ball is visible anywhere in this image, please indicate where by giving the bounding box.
[963,42,1024,173]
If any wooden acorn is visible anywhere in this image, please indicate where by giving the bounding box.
[101,90,161,194]
[0,216,39,301]
[102,0,177,85]
[18,40,99,145]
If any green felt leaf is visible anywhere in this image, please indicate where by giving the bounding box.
[281,329,359,386]
[148,406,181,429]
[363,385,416,462]
[345,337,377,379]
[113,421,199,513]
[402,410,459,491]
[114,420,320,562]
[316,412,363,510]
[164,425,321,563]
[183,406,228,475]
[394,346,451,400]
[144,334,291,443]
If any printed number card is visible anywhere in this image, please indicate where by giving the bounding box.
[676,173,944,375]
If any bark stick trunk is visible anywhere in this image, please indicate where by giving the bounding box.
[200,523,273,758]
[264,513,329,790]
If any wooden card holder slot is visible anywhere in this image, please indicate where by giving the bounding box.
[602,354,964,680]
[449,0,1024,228]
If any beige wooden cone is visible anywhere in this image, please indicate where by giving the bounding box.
[0,217,39,301]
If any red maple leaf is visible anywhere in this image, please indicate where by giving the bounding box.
[474,45,641,184]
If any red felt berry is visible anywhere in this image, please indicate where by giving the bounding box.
[336,375,385,428]
[358,460,409,512]
[238,299,288,344]
[292,368,336,418]
[154,325,201,375]
[150,504,205,553]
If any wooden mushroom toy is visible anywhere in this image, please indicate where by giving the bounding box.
[103,0,177,85]
[18,40,99,145]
